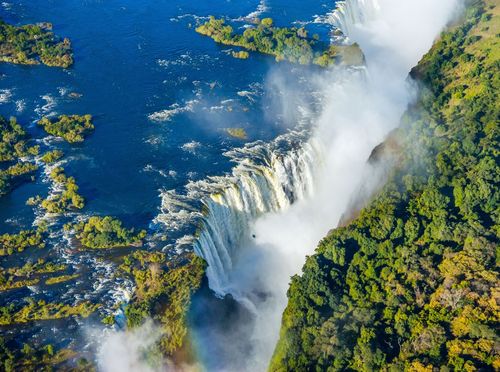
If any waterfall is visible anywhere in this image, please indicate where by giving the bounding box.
[155,129,322,296]
[328,0,380,39]
[193,138,319,295]
[155,0,380,299]
[170,0,461,369]
[182,0,384,298]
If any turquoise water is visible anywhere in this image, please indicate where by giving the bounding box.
[0,0,335,361]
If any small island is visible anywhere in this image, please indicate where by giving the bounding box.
[27,166,85,214]
[196,17,364,66]
[0,162,38,197]
[225,127,248,139]
[1,259,67,292]
[0,20,73,68]
[232,50,250,59]
[38,114,94,143]
[0,116,39,196]
[0,299,98,325]
[0,229,46,256]
[40,149,64,164]
[45,273,79,286]
[0,116,35,162]
[68,216,146,249]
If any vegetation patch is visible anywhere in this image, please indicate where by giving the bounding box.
[231,50,249,59]
[0,278,39,292]
[0,259,67,291]
[68,216,146,249]
[29,166,85,214]
[45,273,79,286]
[119,251,206,357]
[0,20,73,68]
[196,17,364,66]
[0,299,99,325]
[38,114,94,143]
[0,338,92,372]
[225,127,248,140]
[0,229,46,256]
[40,149,63,164]
[0,116,39,196]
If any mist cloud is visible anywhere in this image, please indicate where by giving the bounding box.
[97,321,163,372]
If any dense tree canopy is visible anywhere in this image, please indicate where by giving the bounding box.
[37,114,94,143]
[271,1,499,370]
[0,20,73,68]
[69,216,146,249]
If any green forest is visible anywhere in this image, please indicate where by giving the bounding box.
[271,0,499,370]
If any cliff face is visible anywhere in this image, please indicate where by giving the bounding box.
[270,1,499,370]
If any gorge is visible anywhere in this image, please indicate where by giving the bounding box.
[182,0,462,370]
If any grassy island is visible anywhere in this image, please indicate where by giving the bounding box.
[38,115,94,143]
[0,299,99,325]
[0,229,45,257]
[196,17,364,66]
[0,116,39,196]
[34,167,85,213]
[7,259,66,276]
[0,162,38,197]
[225,127,248,139]
[0,259,66,292]
[232,50,249,59]
[0,278,39,292]
[271,1,500,370]
[45,273,79,286]
[68,216,146,249]
[0,20,73,68]
[40,149,63,164]
[0,116,36,162]
[0,339,88,372]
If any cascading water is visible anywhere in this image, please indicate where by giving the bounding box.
[328,0,380,39]
[184,2,371,299]
[154,0,373,305]
[193,138,319,295]
[155,129,322,296]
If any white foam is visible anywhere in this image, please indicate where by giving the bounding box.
[15,99,26,113]
[148,99,198,122]
[34,94,58,117]
[181,141,201,154]
[235,0,269,22]
[0,89,12,103]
